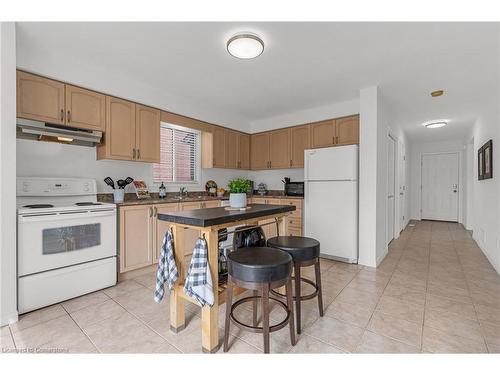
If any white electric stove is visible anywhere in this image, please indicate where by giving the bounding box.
[17,177,117,314]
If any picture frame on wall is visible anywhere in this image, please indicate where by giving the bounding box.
[478,146,484,180]
[483,140,493,179]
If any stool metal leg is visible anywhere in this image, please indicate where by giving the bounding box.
[262,283,270,353]
[252,289,259,327]
[285,278,296,346]
[223,275,234,352]
[314,259,324,317]
[294,263,302,334]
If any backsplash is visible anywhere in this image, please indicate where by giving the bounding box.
[16,139,247,193]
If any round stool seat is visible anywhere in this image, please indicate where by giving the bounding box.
[267,236,320,262]
[228,247,292,283]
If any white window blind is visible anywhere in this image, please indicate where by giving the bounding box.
[153,123,200,184]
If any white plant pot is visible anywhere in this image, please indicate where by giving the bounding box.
[229,193,247,208]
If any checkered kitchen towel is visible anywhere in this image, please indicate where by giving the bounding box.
[154,229,179,303]
[183,237,214,307]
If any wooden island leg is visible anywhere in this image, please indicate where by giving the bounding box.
[201,228,220,353]
[170,224,185,333]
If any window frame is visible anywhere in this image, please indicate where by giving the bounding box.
[153,122,202,186]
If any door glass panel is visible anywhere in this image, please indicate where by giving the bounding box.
[42,224,101,254]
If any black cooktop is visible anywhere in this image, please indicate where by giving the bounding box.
[75,202,102,206]
[23,204,54,209]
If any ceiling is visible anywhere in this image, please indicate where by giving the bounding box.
[16,22,499,142]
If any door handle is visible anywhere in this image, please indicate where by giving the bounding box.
[60,109,64,122]
[133,148,136,159]
[149,207,153,217]
[137,149,140,159]
[67,110,71,123]
[153,207,157,217]
[388,195,394,198]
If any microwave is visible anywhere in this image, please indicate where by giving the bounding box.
[284,181,304,197]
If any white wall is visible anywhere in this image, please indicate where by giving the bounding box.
[250,98,359,133]
[470,105,499,274]
[358,87,386,267]
[247,169,304,191]
[0,22,18,326]
[409,139,466,222]
[16,139,246,194]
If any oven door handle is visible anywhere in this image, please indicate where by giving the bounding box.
[18,209,116,223]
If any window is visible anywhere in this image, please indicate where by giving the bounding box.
[153,123,200,184]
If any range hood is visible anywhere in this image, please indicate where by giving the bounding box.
[16,118,102,147]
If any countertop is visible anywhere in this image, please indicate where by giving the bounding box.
[97,192,303,207]
[157,203,296,227]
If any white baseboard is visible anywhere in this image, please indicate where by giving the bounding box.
[376,246,389,266]
[0,310,18,327]
[473,233,500,277]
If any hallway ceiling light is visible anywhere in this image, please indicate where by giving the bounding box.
[424,121,447,129]
[431,90,444,97]
[227,33,264,59]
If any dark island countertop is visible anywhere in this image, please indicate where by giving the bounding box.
[157,203,296,227]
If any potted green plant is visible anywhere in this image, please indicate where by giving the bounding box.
[227,178,251,208]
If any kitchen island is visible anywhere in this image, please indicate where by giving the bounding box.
[157,203,296,353]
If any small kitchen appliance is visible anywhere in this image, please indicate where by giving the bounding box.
[17,177,117,313]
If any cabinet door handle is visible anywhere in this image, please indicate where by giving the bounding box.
[149,207,153,217]
[290,159,292,167]
[133,148,136,159]
[153,207,157,217]
[137,149,140,159]
[60,109,64,122]
[67,110,71,123]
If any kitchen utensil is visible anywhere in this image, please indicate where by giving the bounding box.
[104,177,115,189]
[117,179,126,189]
[124,177,134,186]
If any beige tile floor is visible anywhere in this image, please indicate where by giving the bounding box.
[2,220,500,354]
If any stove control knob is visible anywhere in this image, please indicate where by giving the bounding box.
[22,182,29,192]
[83,182,90,192]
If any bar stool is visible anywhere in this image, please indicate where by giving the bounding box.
[223,247,296,353]
[267,236,323,334]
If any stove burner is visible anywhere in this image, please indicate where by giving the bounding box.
[23,204,54,209]
[75,202,102,206]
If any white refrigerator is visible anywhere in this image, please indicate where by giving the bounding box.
[304,145,358,263]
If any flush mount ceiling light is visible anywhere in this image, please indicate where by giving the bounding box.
[431,90,444,97]
[226,33,264,59]
[423,120,447,129]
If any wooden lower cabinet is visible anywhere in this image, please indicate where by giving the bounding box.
[250,197,303,237]
[120,200,222,273]
[119,205,154,273]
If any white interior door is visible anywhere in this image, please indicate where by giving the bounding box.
[387,136,396,245]
[398,141,406,232]
[421,153,459,221]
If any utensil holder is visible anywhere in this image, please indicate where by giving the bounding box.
[113,189,125,203]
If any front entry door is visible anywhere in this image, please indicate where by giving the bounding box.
[421,153,459,221]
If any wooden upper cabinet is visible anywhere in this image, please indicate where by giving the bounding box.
[135,104,160,163]
[290,125,310,168]
[212,127,227,168]
[311,119,336,148]
[226,130,239,169]
[269,128,290,169]
[239,133,250,169]
[336,115,359,145]
[98,96,136,161]
[17,71,65,125]
[65,84,105,131]
[251,132,270,170]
